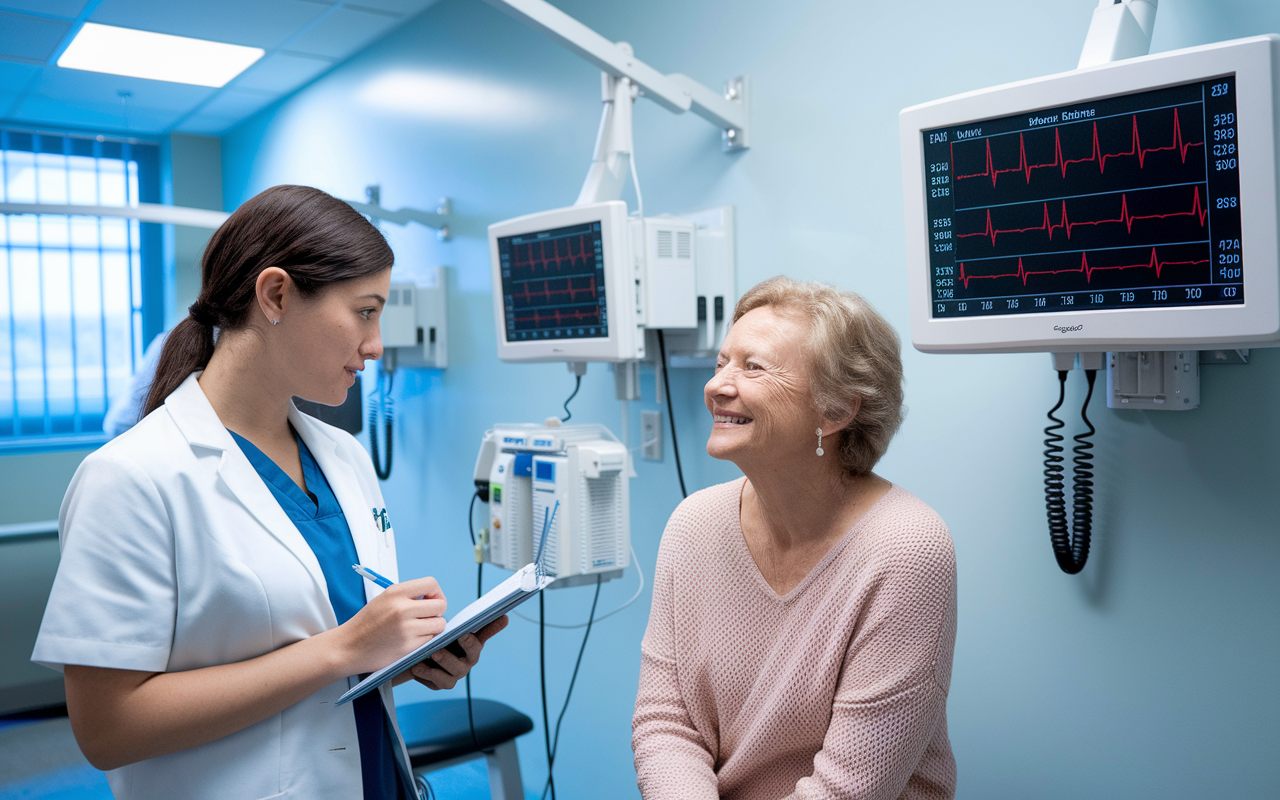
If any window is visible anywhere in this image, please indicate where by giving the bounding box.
[0,129,163,451]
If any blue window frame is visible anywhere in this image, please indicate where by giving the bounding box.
[0,129,163,452]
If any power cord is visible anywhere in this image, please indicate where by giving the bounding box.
[512,544,644,628]
[464,491,485,755]
[541,576,602,800]
[1043,369,1096,574]
[561,374,582,422]
[539,592,555,800]
[655,330,688,499]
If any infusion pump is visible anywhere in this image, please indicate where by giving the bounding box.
[473,424,631,587]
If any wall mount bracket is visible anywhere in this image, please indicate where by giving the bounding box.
[480,0,750,153]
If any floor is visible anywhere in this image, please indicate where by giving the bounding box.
[0,715,537,800]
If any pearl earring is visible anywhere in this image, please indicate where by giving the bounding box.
[816,428,824,457]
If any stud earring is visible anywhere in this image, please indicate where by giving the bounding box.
[270,318,280,326]
[816,428,824,457]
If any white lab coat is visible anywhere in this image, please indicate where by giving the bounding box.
[33,373,417,799]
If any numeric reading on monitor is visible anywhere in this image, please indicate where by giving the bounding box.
[498,222,609,340]
[922,76,1243,318]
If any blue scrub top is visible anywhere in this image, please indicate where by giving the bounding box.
[229,429,407,800]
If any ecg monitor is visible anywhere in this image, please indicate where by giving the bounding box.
[900,35,1280,353]
[489,200,643,363]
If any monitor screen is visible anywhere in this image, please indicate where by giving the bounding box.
[922,76,1243,319]
[497,221,609,341]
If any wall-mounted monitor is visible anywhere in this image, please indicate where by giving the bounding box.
[489,201,644,363]
[900,35,1280,353]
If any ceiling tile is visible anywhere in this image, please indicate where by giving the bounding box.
[89,0,330,49]
[172,113,240,136]
[197,87,278,119]
[346,0,441,15]
[0,1,90,19]
[0,60,40,93]
[13,93,184,133]
[30,66,214,111]
[285,6,403,60]
[0,11,71,61]
[231,51,333,94]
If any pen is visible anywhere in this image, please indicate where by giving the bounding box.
[352,564,393,589]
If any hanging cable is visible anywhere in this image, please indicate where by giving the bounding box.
[1068,369,1097,571]
[512,544,644,628]
[656,330,688,499]
[540,576,602,800]
[464,490,484,755]
[369,369,394,480]
[1043,369,1095,574]
[539,592,555,800]
[561,374,582,422]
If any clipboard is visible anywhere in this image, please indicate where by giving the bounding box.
[337,561,552,705]
[338,501,561,706]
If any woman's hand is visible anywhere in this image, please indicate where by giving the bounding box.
[334,577,448,676]
[407,615,509,690]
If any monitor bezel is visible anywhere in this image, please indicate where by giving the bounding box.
[489,200,640,363]
[899,34,1280,354]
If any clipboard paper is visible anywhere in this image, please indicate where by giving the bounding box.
[337,562,552,705]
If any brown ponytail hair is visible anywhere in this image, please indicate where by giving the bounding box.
[143,185,393,416]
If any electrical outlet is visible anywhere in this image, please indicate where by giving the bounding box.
[641,409,662,461]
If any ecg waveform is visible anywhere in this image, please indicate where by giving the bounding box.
[511,276,598,305]
[502,223,607,335]
[957,185,1208,250]
[925,76,1242,318]
[957,247,1210,289]
[509,234,597,276]
[953,107,1202,188]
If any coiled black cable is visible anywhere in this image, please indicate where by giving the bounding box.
[369,370,393,480]
[1043,369,1096,574]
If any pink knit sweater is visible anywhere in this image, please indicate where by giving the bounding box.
[632,479,957,800]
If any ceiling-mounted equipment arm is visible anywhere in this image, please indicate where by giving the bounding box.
[478,0,749,151]
[1078,0,1158,68]
[576,70,634,206]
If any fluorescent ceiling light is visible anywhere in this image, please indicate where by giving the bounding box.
[58,23,264,88]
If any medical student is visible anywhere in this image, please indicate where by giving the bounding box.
[32,185,505,800]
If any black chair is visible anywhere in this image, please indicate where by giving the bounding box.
[397,699,534,800]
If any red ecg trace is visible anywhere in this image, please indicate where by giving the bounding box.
[957,185,1208,247]
[953,107,1203,187]
[511,234,595,274]
[511,275,598,305]
[957,248,1209,288]
[513,306,600,327]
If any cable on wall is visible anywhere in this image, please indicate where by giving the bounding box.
[1043,369,1096,574]
[369,369,394,480]
[655,330,688,499]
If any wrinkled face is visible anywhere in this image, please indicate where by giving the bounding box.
[704,305,820,466]
[281,269,391,406]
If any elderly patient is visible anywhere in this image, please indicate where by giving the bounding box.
[632,277,956,800]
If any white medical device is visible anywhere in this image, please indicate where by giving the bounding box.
[379,269,449,369]
[474,424,630,586]
[489,202,719,363]
[900,34,1280,355]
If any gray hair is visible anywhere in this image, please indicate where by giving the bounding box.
[733,276,904,476]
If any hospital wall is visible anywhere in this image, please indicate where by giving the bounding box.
[221,1,1280,798]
